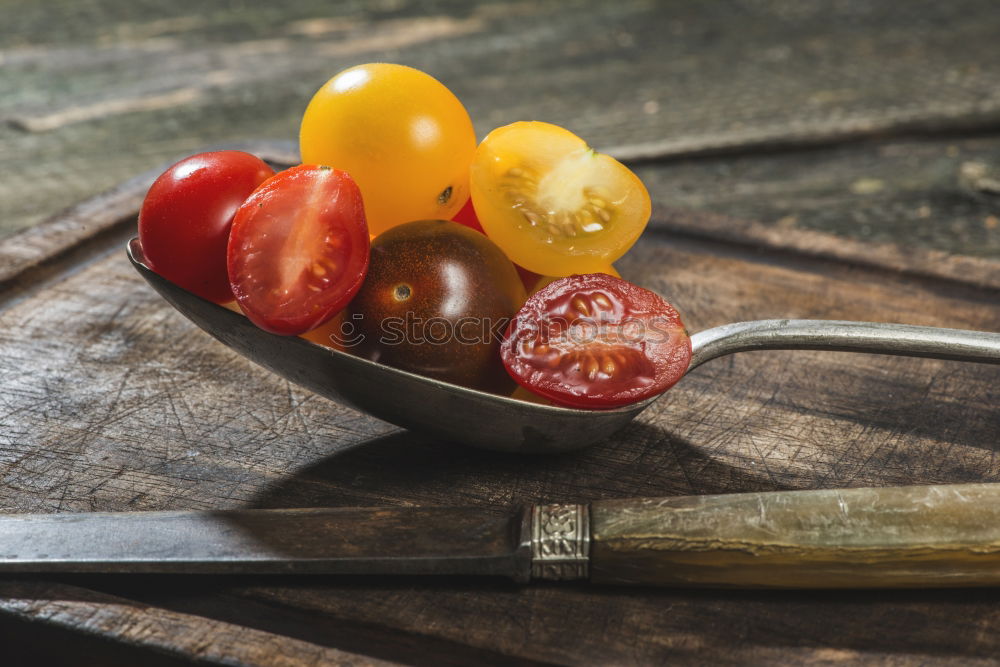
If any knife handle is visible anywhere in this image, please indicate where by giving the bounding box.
[579,484,1000,588]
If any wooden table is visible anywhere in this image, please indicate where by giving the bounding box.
[1,2,999,664]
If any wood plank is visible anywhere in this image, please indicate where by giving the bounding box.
[73,577,550,667]
[0,214,997,662]
[639,134,1000,269]
[0,141,296,287]
[649,206,1000,293]
[5,139,996,320]
[4,0,1000,247]
[0,580,394,666]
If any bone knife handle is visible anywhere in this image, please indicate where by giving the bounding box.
[583,483,1000,588]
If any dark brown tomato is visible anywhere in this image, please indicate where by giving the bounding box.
[348,219,527,393]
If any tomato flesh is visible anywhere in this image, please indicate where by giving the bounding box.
[501,274,690,408]
[227,165,369,335]
[471,122,650,277]
[138,151,274,303]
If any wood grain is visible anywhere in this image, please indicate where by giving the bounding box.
[0,580,393,666]
[3,0,1000,260]
[0,140,296,287]
[649,206,1000,292]
[638,134,1000,270]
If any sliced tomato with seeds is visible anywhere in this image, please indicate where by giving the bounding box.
[228,165,370,335]
[501,274,691,408]
[471,121,650,277]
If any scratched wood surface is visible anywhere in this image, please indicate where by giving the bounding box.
[1,192,999,664]
[0,580,394,667]
[3,0,1000,259]
[1,0,1000,665]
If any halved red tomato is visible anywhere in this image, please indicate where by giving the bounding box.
[227,165,369,335]
[501,274,691,408]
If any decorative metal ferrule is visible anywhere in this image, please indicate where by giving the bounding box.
[530,503,590,581]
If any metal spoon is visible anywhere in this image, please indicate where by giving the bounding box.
[128,238,1000,453]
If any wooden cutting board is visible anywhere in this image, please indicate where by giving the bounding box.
[0,145,998,665]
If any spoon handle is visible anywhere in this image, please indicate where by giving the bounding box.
[688,319,1000,370]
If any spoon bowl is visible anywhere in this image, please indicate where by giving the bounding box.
[129,238,655,452]
[128,238,1000,453]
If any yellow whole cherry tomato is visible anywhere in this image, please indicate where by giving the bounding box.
[299,311,346,350]
[510,385,552,405]
[470,121,650,277]
[300,63,476,236]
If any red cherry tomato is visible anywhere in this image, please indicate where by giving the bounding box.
[138,151,274,303]
[451,198,538,292]
[501,274,691,408]
[451,197,484,234]
[227,165,370,335]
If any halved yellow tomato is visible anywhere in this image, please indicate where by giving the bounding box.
[470,122,650,276]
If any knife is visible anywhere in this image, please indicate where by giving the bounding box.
[3,482,999,588]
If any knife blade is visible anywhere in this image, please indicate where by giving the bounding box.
[2,482,999,588]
